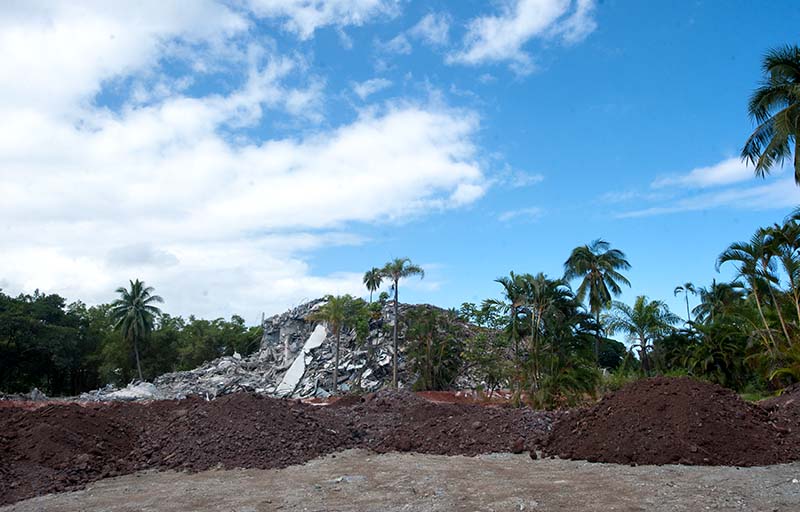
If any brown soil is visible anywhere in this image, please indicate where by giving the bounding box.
[0,390,555,506]
[545,376,798,466]
[5,378,800,507]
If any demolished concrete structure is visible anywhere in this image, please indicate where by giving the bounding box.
[81,299,448,401]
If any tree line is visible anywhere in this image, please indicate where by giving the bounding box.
[0,284,262,396]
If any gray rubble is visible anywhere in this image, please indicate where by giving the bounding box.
[80,299,452,401]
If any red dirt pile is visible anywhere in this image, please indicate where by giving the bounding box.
[545,376,798,466]
[0,390,555,506]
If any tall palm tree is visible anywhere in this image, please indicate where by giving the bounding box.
[604,296,680,375]
[380,258,424,388]
[362,267,383,303]
[717,235,781,350]
[308,295,354,394]
[767,219,800,325]
[109,279,163,381]
[673,282,696,323]
[741,45,800,184]
[564,239,631,363]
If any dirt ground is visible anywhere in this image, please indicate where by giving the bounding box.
[4,449,800,512]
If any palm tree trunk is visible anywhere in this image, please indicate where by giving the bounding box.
[392,279,399,388]
[752,284,778,352]
[133,336,143,381]
[333,327,340,395]
[685,294,692,323]
[594,310,601,365]
[767,284,792,348]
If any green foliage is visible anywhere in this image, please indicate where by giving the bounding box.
[742,45,800,184]
[406,308,465,391]
[0,291,104,395]
[597,337,627,370]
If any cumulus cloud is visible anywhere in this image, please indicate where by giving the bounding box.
[448,0,597,74]
[0,1,488,322]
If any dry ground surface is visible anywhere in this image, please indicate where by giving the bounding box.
[4,449,800,512]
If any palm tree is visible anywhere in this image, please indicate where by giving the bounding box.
[604,296,680,375]
[308,295,354,394]
[564,239,631,363]
[109,279,163,381]
[673,282,696,323]
[692,280,746,324]
[741,45,800,184]
[363,268,383,303]
[380,258,425,388]
[717,235,781,350]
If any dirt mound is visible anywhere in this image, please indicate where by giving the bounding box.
[544,376,796,466]
[0,402,153,504]
[133,394,355,472]
[342,389,556,456]
[0,391,555,506]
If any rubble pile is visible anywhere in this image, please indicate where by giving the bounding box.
[80,300,459,401]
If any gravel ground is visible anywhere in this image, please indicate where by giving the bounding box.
[4,449,800,512]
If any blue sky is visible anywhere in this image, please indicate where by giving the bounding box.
[2,0,800,323]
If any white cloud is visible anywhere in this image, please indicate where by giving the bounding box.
[613,157,797,218]
[0,1,488,322]
[352,78,393,99]
[409,12,451,47]
[498,207,544,222]
[245,0,401,40]
[618,178,800,218]
[448,0,597,73]
[652,157,759,189]
[379,34,412,55]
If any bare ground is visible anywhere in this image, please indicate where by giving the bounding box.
[4,449,800,512]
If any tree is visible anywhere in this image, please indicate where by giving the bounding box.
[564,239,631,363]
[604,296,680,374]
[674,282,696,323]
[109,279,163,381]
[308,295,358,394]
[741,45,800,185]
[717,235,784,352]
[363,267,383,303]
[406,308,465,391]
[380,258,425,388]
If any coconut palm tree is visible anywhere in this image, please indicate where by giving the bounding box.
[564,239,631,363]
[362,268,383,303]
[308,295,354,394]
[380,258,424,388]
[673,282,697,323]
[604,296,680,375]
[741,45,800,184]
[109,279,163,381]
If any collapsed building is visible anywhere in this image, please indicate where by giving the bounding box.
[81,299,452,401]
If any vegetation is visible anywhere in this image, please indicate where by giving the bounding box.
[0,288,262,396]
[309,295,369,394]
[379,257,425,388]
[742,45,800,184]
[109,280,163,381]
[564,239,632,363]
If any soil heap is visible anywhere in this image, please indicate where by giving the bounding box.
[0,391,555,506]
[544,376,797,466]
